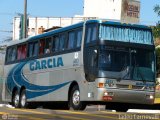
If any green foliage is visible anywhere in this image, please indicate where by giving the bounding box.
[152,24,160,38]
[153,5,160,39]
[154,4,160,16]
[156,47,160,74]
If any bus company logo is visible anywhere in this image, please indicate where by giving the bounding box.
[2,114,18,120]
[30,57,64,71]
[2,114,7,120]
[73,59,79,66]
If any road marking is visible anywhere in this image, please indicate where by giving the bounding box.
[100,111,126,115]
[18,115,45,120]
[6,108,90,120]
[58,110,118,120]
[0,112,8,114]
[7,108,48,115]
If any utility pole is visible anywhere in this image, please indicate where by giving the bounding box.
[23,0,27,38]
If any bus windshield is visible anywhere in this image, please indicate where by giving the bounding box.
[131,49,155,81]
[98,47,155,81]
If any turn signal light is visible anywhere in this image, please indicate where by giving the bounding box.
[98,83,105,88]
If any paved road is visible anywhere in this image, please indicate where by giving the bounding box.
[0,106,160,120]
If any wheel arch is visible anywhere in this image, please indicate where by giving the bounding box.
[12,87,18,99]
[20,86,26,95]
[68,81,79,101]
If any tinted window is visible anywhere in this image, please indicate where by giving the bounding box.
[44,37,52,54]
[17,44,27,60]
[76,29,82,47]
[54,36,59,52]
[68,31,75,49]
[86,25,97,43]
[6,46,17,62]
[99,50,129,72]
[86,27,91,43]
[28,42,38,57]
[39,39,45,55]
[59,34,66,51]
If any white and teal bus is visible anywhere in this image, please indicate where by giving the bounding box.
[2,19,157,111]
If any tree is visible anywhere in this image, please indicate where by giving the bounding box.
[154,4,160,17]
[153,5,160,41]
[156,46,160,77]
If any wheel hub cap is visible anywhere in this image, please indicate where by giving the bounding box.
[73,90,80,106]
[21,94,26,107]
[14,94,19,106]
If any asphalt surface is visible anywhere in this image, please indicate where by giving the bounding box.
[0,105,160,120]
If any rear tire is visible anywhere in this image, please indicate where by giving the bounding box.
[20,89,27,108]
[69,85,86,110]
[12,90,20,108]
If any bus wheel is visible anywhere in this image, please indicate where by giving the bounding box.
[12,90,20,108]
[69,85,86,110]
[115,107,128,112]
[20,89,27,108]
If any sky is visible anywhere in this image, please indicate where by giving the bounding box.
[0,0,159,42]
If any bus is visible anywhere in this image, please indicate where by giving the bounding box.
[2,19,157,111]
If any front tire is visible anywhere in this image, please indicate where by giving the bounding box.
[69,85,86,110]
[12,90,20,108]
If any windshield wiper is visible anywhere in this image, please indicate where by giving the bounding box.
[117,66,130,82]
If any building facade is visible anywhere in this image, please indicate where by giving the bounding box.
[84,0,140,23]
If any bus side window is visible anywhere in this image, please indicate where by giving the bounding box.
[28,43,33,57]
[92,26,97,41]
[11,47,17,61]
[17,45,22,60]
[39,39,45,55]
[86,27,91,43]
[44,37,52,54]
[85,25,97,43]
[68,31,75,49]
[33,42,39,57]
[59,33,66,51]
[28,41,38,57]
[17,44,27,60]
[6,48,11,62]
[21,44,27,59]
[6,47,16,62]
[76,29,82,48]
[53,36,59,52]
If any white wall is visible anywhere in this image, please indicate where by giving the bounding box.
[84,0,122,20]
[13,17,92,40]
